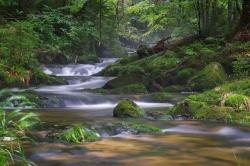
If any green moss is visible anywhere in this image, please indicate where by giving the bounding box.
[163,85,190,92]
[112,84,148,94]
[101,56,138,76]
[170,78,250,124]
[104,70,146,89]
[152,92,170,102]
[188,62,227,91]
[188,90,221,105]
[92,84,148,94]
[58,124,100,144]
[102,51,180,88]
[175,68,197,84]
[120,122,161,134]
[113,99,144,118]
[31,69,66,85]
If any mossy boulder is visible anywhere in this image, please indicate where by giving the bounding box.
[188,62,227,91]
[113,99,144,118]
[170,78,250,124]
[120,122,161,134]
[104,70,146,89]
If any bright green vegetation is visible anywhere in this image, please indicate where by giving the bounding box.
[58,124,100,144]
[170,78,250,124]
[0,109,39,165]
[0,0,125,87]
[0,0,249,165]
[113,99,144,118]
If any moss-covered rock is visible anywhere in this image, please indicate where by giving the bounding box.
[170,78,250,124]
[188,62,227,91]
[104,70,146,89]
[113,99,144,118]
[120,122,161,134]
[99,122,162,135]
[175,68,197,84]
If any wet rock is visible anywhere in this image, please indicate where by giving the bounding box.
[113,99,144,118]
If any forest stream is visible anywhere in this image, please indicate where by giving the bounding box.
[0,1,249,165]
[17,58,250,166]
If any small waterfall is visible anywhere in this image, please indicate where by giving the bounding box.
[42,58,118,76]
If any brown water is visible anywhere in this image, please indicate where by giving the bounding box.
[14,59,250,166]
[25,110,250,166]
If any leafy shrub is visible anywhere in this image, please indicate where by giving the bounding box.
[0,20,40,86]
[0,21,39,67]
[232,57,250,78]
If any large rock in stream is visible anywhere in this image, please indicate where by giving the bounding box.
[188,62,227,91]
[113,99,144,118]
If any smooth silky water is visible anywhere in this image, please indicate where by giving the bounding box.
[19,58,250,166]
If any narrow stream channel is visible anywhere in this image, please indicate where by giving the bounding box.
[23,58,250,166]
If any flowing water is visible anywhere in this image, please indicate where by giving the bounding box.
[21,58,250,166]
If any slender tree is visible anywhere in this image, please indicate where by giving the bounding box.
[241,0,250,27]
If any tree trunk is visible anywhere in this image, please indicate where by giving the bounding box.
[241,0,250,27]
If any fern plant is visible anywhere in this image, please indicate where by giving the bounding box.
[0,109,39,165]
[58,124,99,144]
